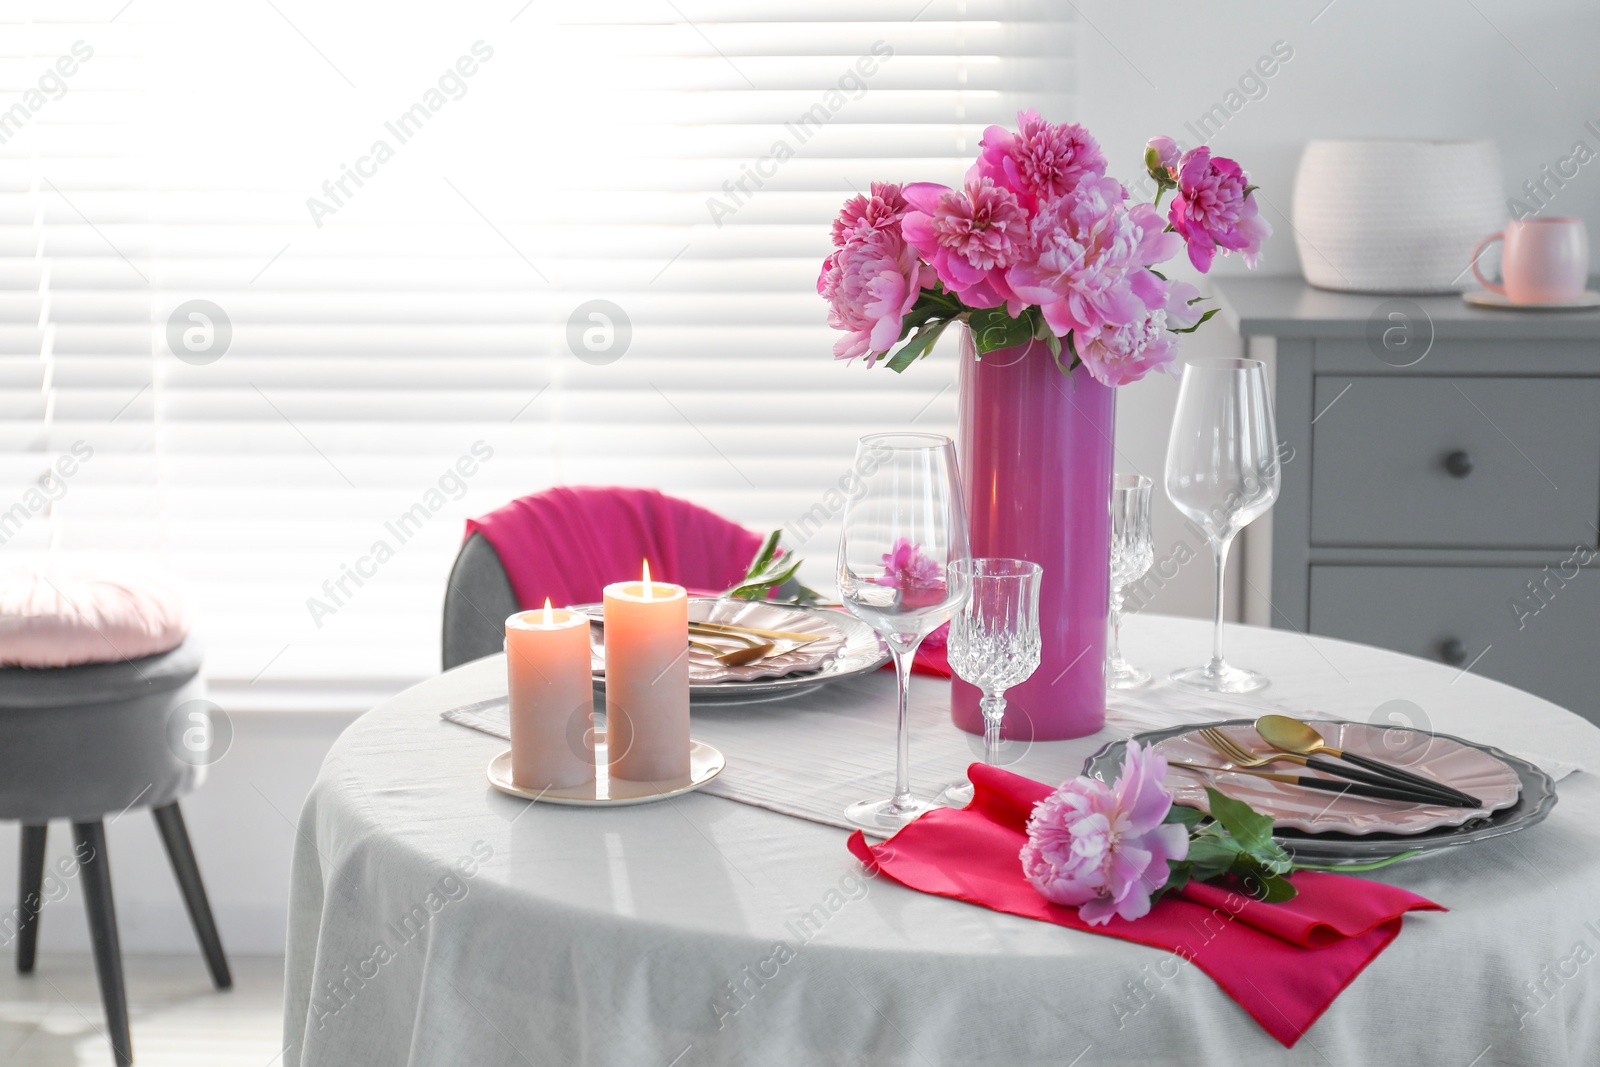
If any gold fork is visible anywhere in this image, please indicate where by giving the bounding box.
[1199,727,1301,770]
[1198,726,1468,806]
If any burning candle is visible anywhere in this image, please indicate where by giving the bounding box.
[505,598,595,790]
[602,560,690,782]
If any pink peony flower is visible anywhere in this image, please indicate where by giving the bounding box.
[900,178,1030,311]
[1006,176,1181,339]
[1020,742,1189,925]
[972,110,1107,208]
[874,537,947,609]
[1076,278,1203,387]
[1168,146,1272,272]
[831,182,911,247]
[818,224,933,363]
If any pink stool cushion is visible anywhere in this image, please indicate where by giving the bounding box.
[0,571,190,668]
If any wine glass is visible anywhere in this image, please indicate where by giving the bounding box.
[939,558,1042,807]
[1164,358,1280,692]
[1107,474,1154,690]
[838,432,970,833]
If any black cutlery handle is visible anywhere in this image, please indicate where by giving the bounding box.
[1335,750,1483,806]
[1293,774,1475,807]
[1302,755,1475,806]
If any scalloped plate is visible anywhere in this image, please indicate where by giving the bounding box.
[1083,719,1557,867]
[1150,720,1520,835]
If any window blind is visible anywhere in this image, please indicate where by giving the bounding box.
[0,0,1075,709]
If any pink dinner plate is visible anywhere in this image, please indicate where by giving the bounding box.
[1154,720,1523,835]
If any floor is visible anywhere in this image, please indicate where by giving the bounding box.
[0,954,286,1066]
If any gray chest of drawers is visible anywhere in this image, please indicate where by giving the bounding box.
[1214,277,1600,725]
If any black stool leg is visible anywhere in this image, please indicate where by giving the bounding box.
[17,823,47,974]
[152,802,231,990]
[73,820,131,1067]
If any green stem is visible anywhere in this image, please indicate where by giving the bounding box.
[1293,852,1422,873]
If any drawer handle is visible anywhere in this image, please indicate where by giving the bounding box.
[1443,450,1474,479]
[1439,638,1469,666]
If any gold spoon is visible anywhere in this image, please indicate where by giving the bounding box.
[1254,715,1482,807]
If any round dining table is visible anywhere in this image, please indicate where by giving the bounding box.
[282,615,1600,1066]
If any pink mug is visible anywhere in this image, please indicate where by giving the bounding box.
[1471,217,1590,303]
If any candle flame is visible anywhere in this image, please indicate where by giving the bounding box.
[542,597,553,626]
[641,559,653,601]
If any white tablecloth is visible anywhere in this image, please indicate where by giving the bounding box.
[283,615,1600,1066]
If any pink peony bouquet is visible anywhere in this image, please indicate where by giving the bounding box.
[818,112,1270,387]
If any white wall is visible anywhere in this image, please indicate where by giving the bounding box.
[1099,0,1600,621]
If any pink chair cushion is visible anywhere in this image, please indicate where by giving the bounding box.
[0,571,190,668]
[464,486,765,610]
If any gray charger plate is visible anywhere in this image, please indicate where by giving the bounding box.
[573,599,889,704]
[1082,718,1558,867]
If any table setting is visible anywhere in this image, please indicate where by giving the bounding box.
[283,114,1600,1067]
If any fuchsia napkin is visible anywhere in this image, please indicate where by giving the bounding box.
[847,763,1445,1048]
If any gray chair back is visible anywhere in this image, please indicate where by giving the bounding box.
[441,531,520,671]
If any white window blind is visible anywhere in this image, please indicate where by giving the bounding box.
[0,1,1074,709]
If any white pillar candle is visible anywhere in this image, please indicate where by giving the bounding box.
[602,561,690,782]
[505,600,595,790]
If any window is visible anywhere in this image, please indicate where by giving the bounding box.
[0,1,1074,708]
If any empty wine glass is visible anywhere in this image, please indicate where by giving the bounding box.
[1164,358,1280,692]
[838,433,970,833]
[1108,474,1154,690]
[939,558,1042,807]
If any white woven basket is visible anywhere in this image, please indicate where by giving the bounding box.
[1291,139,1504,293]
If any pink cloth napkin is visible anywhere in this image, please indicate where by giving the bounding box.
[465,486,765,608]
[847,764,1445,1048]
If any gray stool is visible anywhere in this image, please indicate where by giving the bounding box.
[2,638,230,1067]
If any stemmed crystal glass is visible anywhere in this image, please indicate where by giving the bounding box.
[1164,358,1281,692]
[939,558,1042,807]
[838,432,970,833]
[1107,474,1154,690]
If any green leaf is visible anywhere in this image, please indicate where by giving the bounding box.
[968,306,1036,356]
[749,528,781,572]
[1239,869,1298,904]
[1030,307,1053,341]
[1203,787,1276,855]
[1170,306,1220,335]
[1148,268,1167,281]
[724,530,809,601]
[1164,805,1205,829]
[728,555,804,598]
[1052,329,1082,378]
[1181,837,1241,884]
[895,297,951,342]
[1157,867,1191,898]
[884,318,952,373]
